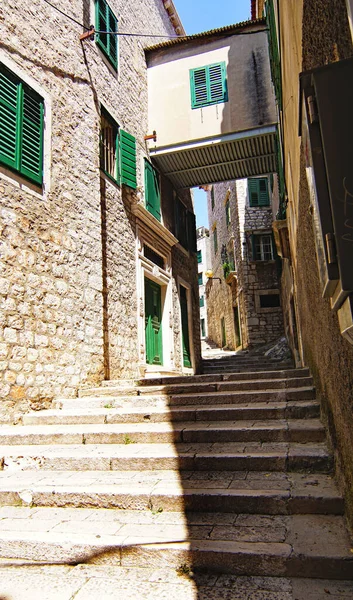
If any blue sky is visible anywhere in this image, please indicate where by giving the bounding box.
[173,0,251,228]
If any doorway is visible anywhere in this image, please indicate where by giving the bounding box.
[180,285,192,368]
[145,278,163,365]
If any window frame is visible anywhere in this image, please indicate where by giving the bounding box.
[95,0,118,70]
[190,62,228,109]
[0,63,44,186]
[100,106,119,183]
[251,233,275,261]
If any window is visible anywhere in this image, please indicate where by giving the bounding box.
[225,199,231,225]
[144,159,161,221]
[95,0,118,69]
[144,245,164,269]
[213,227,218,254]
[211,187,215,210]
[201,318,206,337]
[175,198,197,252]
[199,295,205,308]
[0,64,44,185]
[198,272,203,286]
[100,107,136,187]
[190,62,228,109]
[260,293,280,308]
[248,178,270,207]
[266,0,282,109]
[251,234,274,261]
[197,249,202,263]
[100,108,118,181]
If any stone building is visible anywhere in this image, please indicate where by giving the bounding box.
[196,226,211,340]
[261,0,353,527]
[206,176,284,351]
[0,0,201,421]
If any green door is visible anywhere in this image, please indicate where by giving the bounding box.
[180,286,191,368]
[145,278,163,365]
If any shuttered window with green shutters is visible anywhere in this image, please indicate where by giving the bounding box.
[190,62,228,109]
[248,178,270,207]
[0,64,44,185]
[266,0,282,109]
[95,0,118,69]
[144,159,161,221]
[100,107,136,188]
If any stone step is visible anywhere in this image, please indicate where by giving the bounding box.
[0,510,351,579]
[80,370,309,398]
[202,362,294,372]
[59,387,316,410]
[0,419,326,446]
[0,472,343,514]
[0,565,351,600]
[135,376,314,396]
[127,367,311,387]
[0,442,333,472]
[22,400,321,426]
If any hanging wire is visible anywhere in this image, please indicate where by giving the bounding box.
[41,0,179,38]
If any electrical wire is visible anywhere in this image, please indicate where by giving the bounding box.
[41,0,178,38]
[40,0,266,40]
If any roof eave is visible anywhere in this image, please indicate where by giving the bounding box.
[162,0,186,37]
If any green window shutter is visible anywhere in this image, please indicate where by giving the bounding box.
[199,295,205,308]
[120,129,136,188]
[0,65,20,172]
[209,62,227,104]
[198,272,203,285]
[248,179,260,206]
[187,210,197,252]
[0,65,43,185]
[213,228,218,254]
[95,0,118,69]
[258,178,269,206]
[266,0,282,109]
[190,62,227,109]
[20,85,44,185]
[249,178,269,207]
[197,249,202,263]
[144,159,161,221]
[211,187,215,210]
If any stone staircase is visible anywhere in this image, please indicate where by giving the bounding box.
[0,355,352,598]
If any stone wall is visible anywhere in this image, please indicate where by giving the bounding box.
[278,0,353,526]
[0,0,182,420]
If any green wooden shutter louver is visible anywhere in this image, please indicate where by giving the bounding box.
[248,178,269,207]
[0,67,18,171]
[145,159,161,221]
[192,68,208,107]
[209,63,225,103]
[190,62,227,109]
[21,86,43,185]
[187,211,197,253]
[120,129,136,188]
[248,179,260,206]
[0,65,43,185]
[96,0,118,69]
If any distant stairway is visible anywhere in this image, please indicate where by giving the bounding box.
[0,359,352,597]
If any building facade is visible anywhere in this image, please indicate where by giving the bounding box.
[196,226,211,340]
[206,176,283,351]
[0,0,200,421]
[263,0,353,527]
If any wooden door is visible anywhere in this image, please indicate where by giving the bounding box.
[145,278,163,365]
